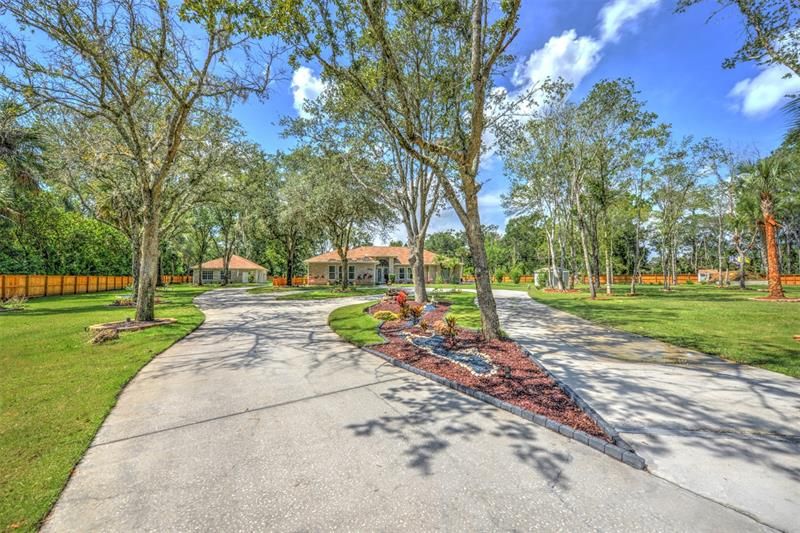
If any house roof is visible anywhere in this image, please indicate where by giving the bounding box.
[193,255,267,270]
[305,246,440,265]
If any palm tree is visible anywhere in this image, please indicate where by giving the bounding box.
[749,157,791,299]
[0,101,43,219]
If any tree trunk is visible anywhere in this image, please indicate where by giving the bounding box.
[739,255,746,289]
[135,197,160,322]
[410,235,428,303]
[762,205,785,299]
[286,238,295,287]
[464,220,501,340]
[717,219,724,287]
[131,232,141,297]
[605,246,612,295]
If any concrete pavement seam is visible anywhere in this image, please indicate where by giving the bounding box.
[90,375,408,449]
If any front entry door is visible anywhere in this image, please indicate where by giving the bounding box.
[376,267,389,284]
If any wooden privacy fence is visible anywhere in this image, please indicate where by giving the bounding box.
[271,276,308,287]
[0,274,191,300]
[781,275,800,285]
[581,274,695,285]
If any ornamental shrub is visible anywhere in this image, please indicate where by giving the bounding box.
[495,271,505,283]
[408,304,423,323]
[510,267,523,284]
[395,290,408,306]
[373,310,399,321]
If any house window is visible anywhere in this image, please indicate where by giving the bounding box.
[398,267,406,280]
[201,270,213,282]
[328,265,337,279]
[348,265,355,281]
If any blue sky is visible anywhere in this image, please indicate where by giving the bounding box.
[233,0,799,243]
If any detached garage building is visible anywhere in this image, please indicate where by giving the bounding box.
[192,255,268,284]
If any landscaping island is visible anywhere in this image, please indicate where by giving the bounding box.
[330,289,612,442]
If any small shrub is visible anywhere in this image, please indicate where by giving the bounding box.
[388,274,396,284]
[399,302,410,319]
[90,328,119,344]
[419,319,430,333]
[373,310,400,321]
[510,267,523,284]
[0,295,28,310]
[395,290,408,307]
[434,315,458,343]
[495,271,505,283]
[408,304,423,323]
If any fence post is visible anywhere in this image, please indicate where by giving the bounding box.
[24,275,30,298]
[44,274,48,296]
[1,275,4,300]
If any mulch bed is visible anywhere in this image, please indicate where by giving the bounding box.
[367,299,609,440]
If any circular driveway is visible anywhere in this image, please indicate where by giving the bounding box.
[43,288,771,531]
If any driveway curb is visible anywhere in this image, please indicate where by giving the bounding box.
[360,344,646,470]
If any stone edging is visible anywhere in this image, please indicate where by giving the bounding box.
[519,346,637,454]
[360,342,646,470]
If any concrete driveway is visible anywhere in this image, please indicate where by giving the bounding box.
[494,289,800,533]
[45,288,772,531]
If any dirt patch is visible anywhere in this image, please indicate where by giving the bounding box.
[750,297,800,303]
[367,303,609,441]
[88,318,177,332]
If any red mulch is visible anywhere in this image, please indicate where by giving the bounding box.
[368,303,609,440]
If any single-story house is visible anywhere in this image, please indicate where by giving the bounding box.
[192,254,268,284]
[304,246,461,286]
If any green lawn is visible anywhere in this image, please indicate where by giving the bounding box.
[247,284,316,295]
[328,290,483,348]
[0,285,210,532]
[529,284,800,377]
[276,287,387,301]
[327,301,384,346]
[400,282,531,292]
[434,290,482,329]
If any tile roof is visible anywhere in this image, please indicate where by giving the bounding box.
[305,246,439,265]
[193,254,267,270]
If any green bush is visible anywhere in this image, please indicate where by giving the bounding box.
[373,310,399,321]
[494,271,505,283]
[510,267,523,284]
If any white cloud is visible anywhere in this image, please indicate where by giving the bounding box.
[512,29,603,90]
[290,67,326,118]
[728,65,800,117]
[510,0,660,95]
[598,0,660,44]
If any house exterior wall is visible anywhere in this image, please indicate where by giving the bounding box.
[192,269,267,284]
[307,262,376,285]
[306,258,457,285]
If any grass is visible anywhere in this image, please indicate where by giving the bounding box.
[400,282,531,292]
[275,287,387,301]
[247,284,316,294]
[327,301,384,346]
[435,290,482,329]
[0,285,210,532]
[328,289,484,348]
[529,283,800,378]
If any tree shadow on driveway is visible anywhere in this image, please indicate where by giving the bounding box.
[345,379,573,489]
